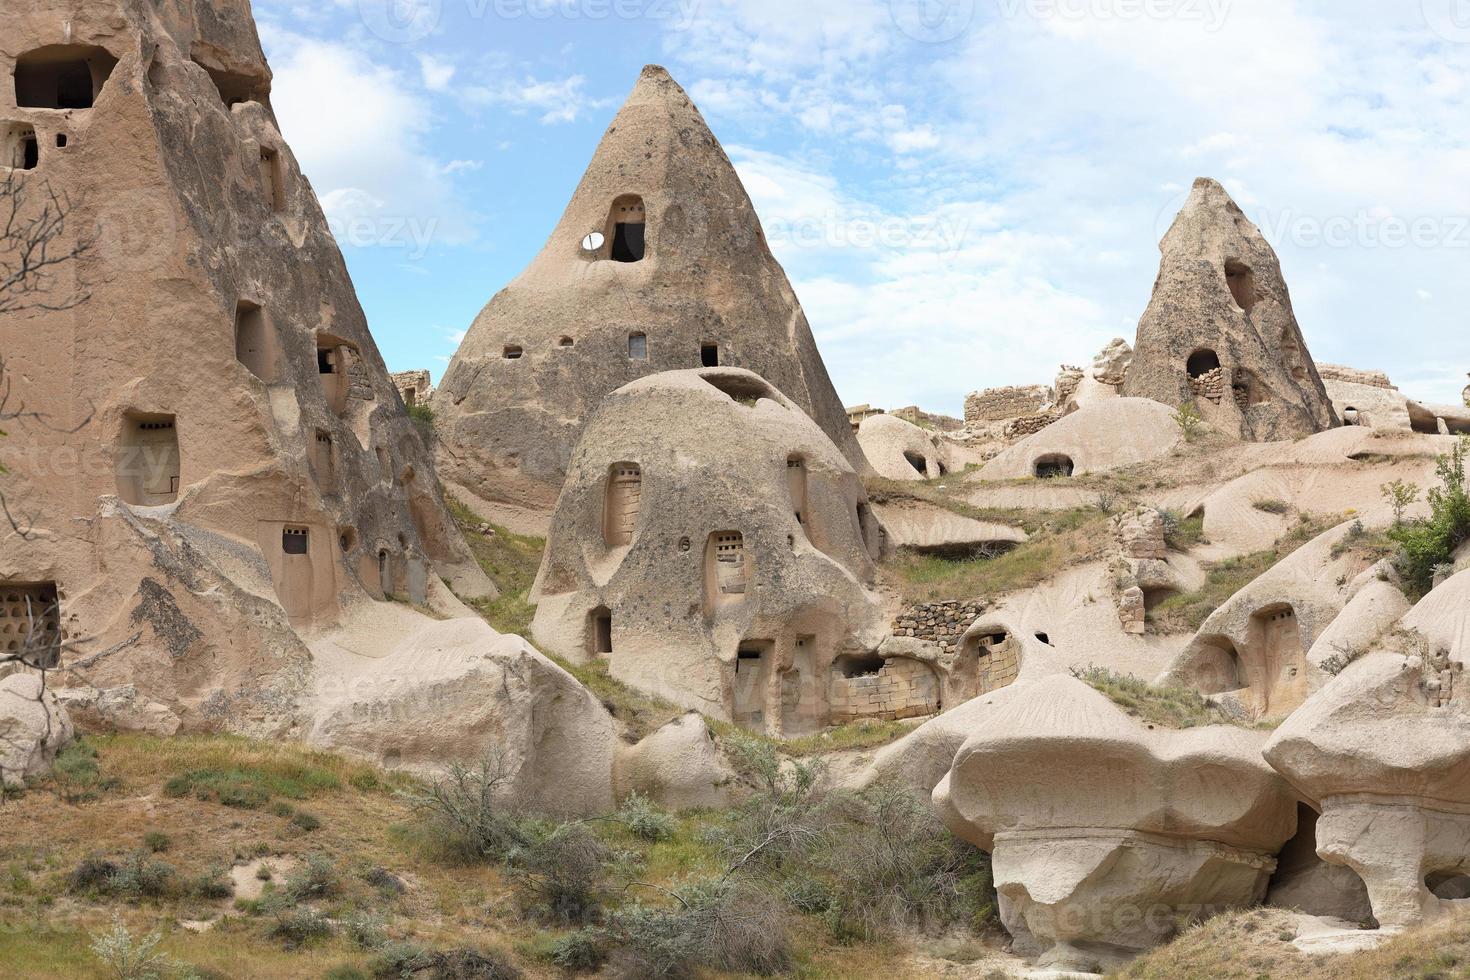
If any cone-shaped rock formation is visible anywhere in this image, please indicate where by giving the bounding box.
[1123,178,1338,441]
[0,0,485,735]
[434,65,866,505]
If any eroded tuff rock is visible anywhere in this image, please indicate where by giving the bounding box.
[0,0,485,736]
[0,673,74,788]
[613,712,742,811]
[935,675,1297,972]
[1264,569,1470,928]
[858,413,953,482]
[434,64,866,506]
[1123,178,1338,441]
[529,368,889,736]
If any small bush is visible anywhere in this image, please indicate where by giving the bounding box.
[617,792,676,843]
[290,810,323,833]
[1173,402,1204,440]
[1391,437,1470,596]
[90,914,187,980]
[607,878,791,979]
[269,905,333,948]
[401,754,525,864]
[345,910,389,949]
[52,740,106,803]
[164,769,270,810]
[187,864,234,900]
[72,851,176,900]
[1382,478,1421,525]
[143,831,172,854]
[283,852,339,903]
[372,944,522,979]
[507,820,610,925]
[361,865,406,896]
[1251,498,1290,515]
[548,930,606,973]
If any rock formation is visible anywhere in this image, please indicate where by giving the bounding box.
[1317,364,1413,430]
[1264,569,1470,928]
[0,0,487,736]
[976,398,1181,481]
[936,675,1298,972]
[433,65,866,507]
[1123,178,1338,441]
[0,672,73,788]
[528,368,893,735]
[857,413,952,481]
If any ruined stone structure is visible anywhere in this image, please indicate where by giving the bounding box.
[0,0,485,736]
[890,599,990,653]
[529,369,889,737]
[1123,178,1338,441]
[965,384,1052,426]
[390,370,433,409]
[433,66,866,508]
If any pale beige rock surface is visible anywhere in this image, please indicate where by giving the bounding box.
[530,369,888,735]
[936,675,1297,971]
[0,0,487,740]
[0,672,74,788]
[434,65,866,508]
[1123,178,1337,441]
[858,413,953,481]
[613,712,743,811]
[976,399,1181,482]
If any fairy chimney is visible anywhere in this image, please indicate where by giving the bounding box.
[1122,178,1338,441]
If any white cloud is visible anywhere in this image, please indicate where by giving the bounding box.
[260,27,478,247]
[462,73,601,125]
[418,53,456,91]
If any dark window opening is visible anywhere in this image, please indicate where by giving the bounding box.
[3,124,38,170]
[234,301,278,382]
[1034,454,1074,479]
[1426,871,1470,900]
[833,653,886,678]
[503,345,523,360]
[21,132,38,169]
[903,450,928,475]
[558,336,574,348]
[1034,632,1051,645]
[701,343,719,367]
[318,348,335,374]
[259,147,285,212]
[282,527,310,555]
[703,372,775,405]
[976,631,1009,648]
[338,527,356,552]
[55,133,67,148]
[608,194,646,263]
[591,607,613,656]
[194,61,268,108]
[628,332,648,360]
[117,412,181,506]
[1224,259,1258,314]
[14,45,118,109]
[1187,349,1221,379]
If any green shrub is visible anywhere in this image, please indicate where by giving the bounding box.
[71,851,176,900]
[1390,437,1470,596]
[506,820,610,925]
[606,878,791,979]
[143,831,172,854]
[269,905,333,948]
[1251,498,1290,515]
[344,910,388,950]
[187,864,234,900]
[90,914,188,980]
[617,791,676,843]
[361,866,406,896]
[290,810,323,833]
[548,930,606,973]
[1173,402,1204,440]
[372,944,521,979]
[283,852,339,903]
[51,740,106,802]
[400,754,526,863]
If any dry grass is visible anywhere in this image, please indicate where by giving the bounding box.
[1117,906,1470,980]
[446,496,546,638]
[1070,666,1242,729]
[883,507,1113,602]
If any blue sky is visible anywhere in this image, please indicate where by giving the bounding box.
[252,0,1470,415]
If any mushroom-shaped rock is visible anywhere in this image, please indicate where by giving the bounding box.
[1264,569,1470,929]
[976,399,1181,482]
[857,414,951,481]
[0,673,75,789]
[434,65,866,500]
[1122,178,1337,441]
[530,368,888,735]
[935,675,1296,971]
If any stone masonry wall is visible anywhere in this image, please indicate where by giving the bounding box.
[891,599,988,656]
[830,657,941,723]
[965,385,1052,425]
